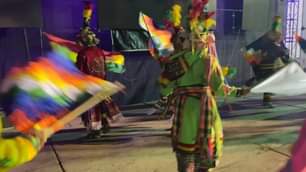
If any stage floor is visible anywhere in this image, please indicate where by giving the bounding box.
[11,94,306,172]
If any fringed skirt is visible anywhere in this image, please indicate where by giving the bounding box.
[169,86,223,169]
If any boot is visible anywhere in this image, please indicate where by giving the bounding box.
[263,93,274,108]
[101,116,110,134]
[86,130,101,139]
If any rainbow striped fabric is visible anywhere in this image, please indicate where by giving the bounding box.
[0,51,120,134]
[44,33,125,74]
[139,12,174,57]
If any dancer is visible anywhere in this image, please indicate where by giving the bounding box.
[75,2,123,138]
[0,48,122,171]
[280,120,306,172]
[139,1,249,171]
[244,16,291,108]
[296,34,306,53]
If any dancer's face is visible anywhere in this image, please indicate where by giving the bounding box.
[173,31,191,51]
[268,31,282,44]
[77,28,100,47]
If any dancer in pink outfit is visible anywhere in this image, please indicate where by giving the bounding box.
[281,120,306,172]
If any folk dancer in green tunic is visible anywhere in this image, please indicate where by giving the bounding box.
[139,1,250,171]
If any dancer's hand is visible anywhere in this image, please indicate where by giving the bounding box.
[242,87,251,96]
[237,87,250,97]
[29,127,53,149]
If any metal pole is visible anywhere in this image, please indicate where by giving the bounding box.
[23,28,31,61]
[40,28,44,56]
[231,11,236,33]
[110,30,114,51]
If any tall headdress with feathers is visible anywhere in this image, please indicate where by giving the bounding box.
[138,1,217,58]
[82,1,94,29]
[164,4,183,33]
[189,0,216,34]
[267,16,282,42]
[77,1,99,47]
[169,4,182,28]
[271,16,282,33]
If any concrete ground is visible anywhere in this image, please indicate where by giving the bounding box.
[10,95,306,172]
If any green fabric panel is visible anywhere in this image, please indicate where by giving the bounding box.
[160,83,174,97]
[176,52,206,87]
[106,63,125,74]
[178,96,200,144]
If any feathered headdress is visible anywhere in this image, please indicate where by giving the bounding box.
[189,0,216,34]
[169,4,182,28]
[82,1,94,28]
[272,16,282,33]
[138,1,216,58]
[267,16,283,42]
[77,1,99,47]
[164,4,183,33]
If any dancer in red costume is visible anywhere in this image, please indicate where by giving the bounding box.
[75,2,123,138]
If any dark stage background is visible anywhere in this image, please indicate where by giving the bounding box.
[97,0,173,29]
[0,0,42,28]
[0,0,247,106]
[0,0,162,106]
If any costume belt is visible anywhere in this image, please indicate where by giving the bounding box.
[172,86,210,97]
[259,58,286,70]
[168,86,211,108]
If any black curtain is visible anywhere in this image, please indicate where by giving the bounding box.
[111,30,149,51]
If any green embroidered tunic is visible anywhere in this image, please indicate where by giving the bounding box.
[163,33,239,168]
